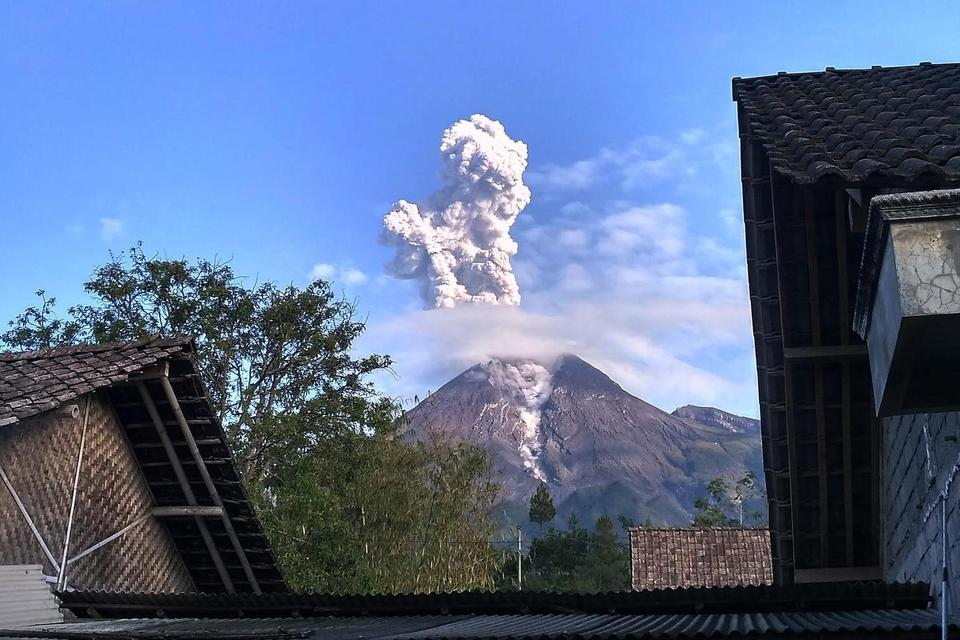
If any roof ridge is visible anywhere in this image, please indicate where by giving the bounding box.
[628,526,770,531]
[0,335,193,362]
[732,61,960,98]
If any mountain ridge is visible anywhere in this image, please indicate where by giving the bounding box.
[402,354,764,526]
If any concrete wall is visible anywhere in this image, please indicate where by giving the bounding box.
[882,410,960,615]
[0,392,194,592]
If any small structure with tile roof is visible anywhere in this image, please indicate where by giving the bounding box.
[629,527,773,591]
[0,337,285,601]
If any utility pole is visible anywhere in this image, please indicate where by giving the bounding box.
[517,525,523,591]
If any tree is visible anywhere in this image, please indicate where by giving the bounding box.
[2,246,502,593]
[528,483,556,535]
[691,477,735,527]
[525,512,630,592]
[691,471,767,527]
[589,515,629,591]
[2,245,394,484]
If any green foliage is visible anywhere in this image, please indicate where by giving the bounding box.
[2,246,502,593]
[691,470,766,527]
[2,245,392,482]
[522,513,629,592]
[528,483,556,535]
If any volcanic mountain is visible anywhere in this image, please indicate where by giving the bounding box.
[401,354,764,526]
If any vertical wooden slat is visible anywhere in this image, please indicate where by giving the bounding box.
[804,188,828,567]
[814,364,829,566]
[836,191,855,567]
[842,362,854,565]
[804,190,822,347]
[771,173,802,576]
[836,190,850,346]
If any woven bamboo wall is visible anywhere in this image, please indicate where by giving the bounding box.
[0,391,194,592]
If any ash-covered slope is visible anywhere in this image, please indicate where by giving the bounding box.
[402,354,763,526]
[671,405,760,434]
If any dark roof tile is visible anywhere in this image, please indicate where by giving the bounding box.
[734,63,960,183]
[0,337,193,425]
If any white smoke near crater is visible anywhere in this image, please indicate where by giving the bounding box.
[482,359,553,482]
[382,114,532,308]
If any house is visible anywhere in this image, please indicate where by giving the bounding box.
[629,527,773,590]
[732,62,960,611]
[5,61,960,638]
[0,337,285,596]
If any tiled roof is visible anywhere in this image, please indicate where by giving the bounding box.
[5,609,953,640]
[0,337,287,593]
[629,528,773,590]
[733,62,960,184]
[0,336,193,427]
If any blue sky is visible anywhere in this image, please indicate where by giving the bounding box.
[2,2,959,417]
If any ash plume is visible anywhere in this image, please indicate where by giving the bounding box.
[482,358,553,482]
[382,114,531,308]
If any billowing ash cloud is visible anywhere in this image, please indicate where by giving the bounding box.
[482,359,553,482]
[382,114,531,308]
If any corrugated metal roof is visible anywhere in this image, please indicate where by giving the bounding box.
[3,609,954,640]
[0,565,61,628]
[55,581,931,619]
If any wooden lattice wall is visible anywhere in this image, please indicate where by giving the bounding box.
[0,391,195,592]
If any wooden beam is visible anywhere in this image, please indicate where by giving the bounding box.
[152,506,224,518]
[159,376,261,595]
[783,345,867,360]
[136,381,235,594]
[127,362,170,381]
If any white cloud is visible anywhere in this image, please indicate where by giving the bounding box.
[556,228,590,249]
[309,263,368,286]
[363,196,755,415]
[99,218,124,241]
[365,120,757,417]
[557,262,593,293]
[341,268,368,285]
[597,204,686,258]
[309,263,336,281]
[526,128,738,194]
[363,296,754,416]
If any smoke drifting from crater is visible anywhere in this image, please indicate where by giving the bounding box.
[382,114,531,308]
[482,358,553,482]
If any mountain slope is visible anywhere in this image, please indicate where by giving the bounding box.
[402,354,764,526]
[672,405,760,434]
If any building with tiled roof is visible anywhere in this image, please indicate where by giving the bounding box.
[629,528,773,591]
[734,61,960,617]
[0,337,285,604]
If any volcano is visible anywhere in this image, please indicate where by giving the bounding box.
[401,354,764,527]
